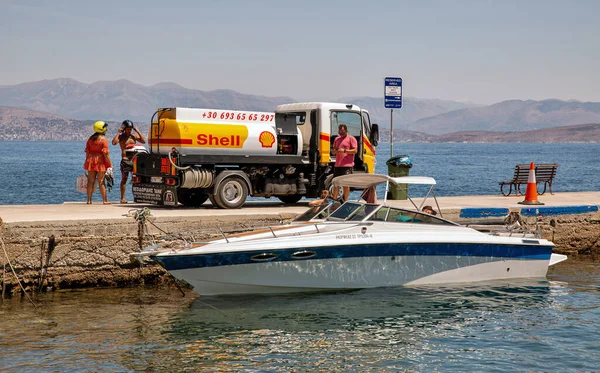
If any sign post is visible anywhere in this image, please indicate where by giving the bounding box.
[384,77,402,155]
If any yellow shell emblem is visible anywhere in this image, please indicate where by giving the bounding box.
[259,131,275,148]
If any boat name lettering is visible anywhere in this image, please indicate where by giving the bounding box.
[336,233,373,239]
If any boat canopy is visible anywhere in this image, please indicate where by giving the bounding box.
[331,173,442,217]
[332,174,436,188]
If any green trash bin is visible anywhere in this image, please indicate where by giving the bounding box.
[386,155,412,200]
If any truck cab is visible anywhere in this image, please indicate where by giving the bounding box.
[275,102,379,175]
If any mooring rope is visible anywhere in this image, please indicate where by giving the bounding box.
[125,208,189,247]
[0,235,37,307]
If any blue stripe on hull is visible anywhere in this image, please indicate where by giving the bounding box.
[153,243,553,271]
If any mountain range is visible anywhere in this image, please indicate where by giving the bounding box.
[0,78,478,128]
[0,78,599,141]
[414,99,600,135]
[2,105,598,143]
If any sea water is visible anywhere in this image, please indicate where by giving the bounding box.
[0,141,598,205]
[1,141,599,371]
[1,257,599,372]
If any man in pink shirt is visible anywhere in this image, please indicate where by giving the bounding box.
[332,124,358,201]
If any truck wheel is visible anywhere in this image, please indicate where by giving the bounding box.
[177,188,209,207]
[214,176,248,209]
[208,194,218,207]
[278,195,302,204]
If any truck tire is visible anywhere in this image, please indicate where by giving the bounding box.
[213,176,248,209]
[208,194,218,207]
[177,188,209,207]
[278,195,302,204]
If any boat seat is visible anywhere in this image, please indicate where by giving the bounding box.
[396,215,423,223]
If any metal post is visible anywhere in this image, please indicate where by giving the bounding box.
[390,108,394,156]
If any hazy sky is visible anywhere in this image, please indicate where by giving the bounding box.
[2,0,599,104]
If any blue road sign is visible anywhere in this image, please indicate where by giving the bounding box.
[384,77,402,108]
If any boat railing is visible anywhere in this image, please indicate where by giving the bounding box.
[465,222,542,238]
[135,220,370,257]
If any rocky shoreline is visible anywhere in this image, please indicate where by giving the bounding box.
[1,210,598,297]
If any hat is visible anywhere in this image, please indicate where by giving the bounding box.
[93,121,108,134]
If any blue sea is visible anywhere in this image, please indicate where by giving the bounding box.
[1,258,600,372]
[1,141,600,371]
[0,141,598,205]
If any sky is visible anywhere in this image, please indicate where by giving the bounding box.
[1,0,599,105]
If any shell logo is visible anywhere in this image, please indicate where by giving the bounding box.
[259,131,275,148]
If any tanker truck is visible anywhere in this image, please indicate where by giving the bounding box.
[131,102,379,208]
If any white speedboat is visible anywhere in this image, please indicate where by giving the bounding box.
[150,174,567,295]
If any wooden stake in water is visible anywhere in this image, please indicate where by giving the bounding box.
[2,261,5,301]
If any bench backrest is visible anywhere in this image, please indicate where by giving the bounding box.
[514,163,559,182]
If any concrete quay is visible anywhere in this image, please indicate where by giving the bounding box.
[0,191,598,296]
[1,191,599,223]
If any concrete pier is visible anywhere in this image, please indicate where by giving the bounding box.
[0,191,599,223]
[1,191,599,295]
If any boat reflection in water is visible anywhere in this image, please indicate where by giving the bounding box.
[149,174,567,296]
[167,279,562,370]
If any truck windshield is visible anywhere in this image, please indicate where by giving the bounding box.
[331,111,362,136]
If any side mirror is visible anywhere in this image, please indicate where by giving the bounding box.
[370,123,379,146]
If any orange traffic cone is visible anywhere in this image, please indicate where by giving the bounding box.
[518,162,544,205]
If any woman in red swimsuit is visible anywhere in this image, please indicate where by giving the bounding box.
[83,121,113,204]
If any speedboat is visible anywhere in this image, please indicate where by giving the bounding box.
[149,174,567,295]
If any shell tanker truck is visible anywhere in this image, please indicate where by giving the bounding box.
[131,102,380,208]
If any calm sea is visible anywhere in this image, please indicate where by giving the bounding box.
[0,141,598,205]
[1,258,599,372]
[1,141,599,371]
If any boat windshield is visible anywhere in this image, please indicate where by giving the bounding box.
[293,203,331,222]
[367,206,459,226]
[294,201,342,222]
[326,202,380,221]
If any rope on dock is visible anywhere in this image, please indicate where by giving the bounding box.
[0,235,37,307]
[124,208,190,251]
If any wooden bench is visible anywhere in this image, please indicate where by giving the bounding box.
[499,163,559,196]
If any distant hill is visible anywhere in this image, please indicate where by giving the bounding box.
[0,78,294,123]
[0,106,95,141]
[1,79,600,139]
[427,123,600,143]
[413,99,600,134]
[337,96,481,129]
[0,78,479,126]
[2,106,598,142]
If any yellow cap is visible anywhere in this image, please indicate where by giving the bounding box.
[93,121,108,134]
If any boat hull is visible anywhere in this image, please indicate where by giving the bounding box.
[158,252,552,295]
